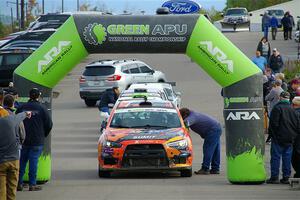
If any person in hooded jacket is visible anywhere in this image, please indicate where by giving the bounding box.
[98,87,120,115]
[266,91,300,184]
[16,88,53,191]
[292,96,300,178]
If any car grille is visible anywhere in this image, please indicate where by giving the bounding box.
[228,18,244,23]
[122,144,168,168]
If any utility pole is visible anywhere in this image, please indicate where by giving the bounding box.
[77,0,79,11]
[16,0,19,24]
[42,0,45,14]
[10,7,14,31]
[62,0,64,13]
[20,0,24,29]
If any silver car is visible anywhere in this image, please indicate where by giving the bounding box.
[79,59,167,106]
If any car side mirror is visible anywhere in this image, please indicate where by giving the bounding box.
[149,70,155,74]
[249,13,252,17]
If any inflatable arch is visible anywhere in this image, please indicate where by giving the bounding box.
[14,13,266,183]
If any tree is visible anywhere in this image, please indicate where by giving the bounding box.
[226,0,292,11]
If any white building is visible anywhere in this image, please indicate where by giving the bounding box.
[249,0,300,24]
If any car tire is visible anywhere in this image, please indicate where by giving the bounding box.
[180,168,192,177]
[84,99,97,107]
[98,168,111,178]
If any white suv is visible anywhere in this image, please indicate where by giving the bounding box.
[79,59,167,107]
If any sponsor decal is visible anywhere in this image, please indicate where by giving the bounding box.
[224,97,262,108]
[198,41,234,74]
[162,0,201,14]
[37,41,72,74]
[132,135,156,140]
[226,112,260,121]
[82,23,188,45]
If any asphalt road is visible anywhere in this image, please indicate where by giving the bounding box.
[17,31,300,200]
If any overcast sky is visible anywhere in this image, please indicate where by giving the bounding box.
[0,0,226,16]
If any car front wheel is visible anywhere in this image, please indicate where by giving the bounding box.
[84,99,97,107]
[180,168,192,177]
[98,168,111,178]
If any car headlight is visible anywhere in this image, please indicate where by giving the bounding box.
[167,139,188,150]
[103,140,122,148]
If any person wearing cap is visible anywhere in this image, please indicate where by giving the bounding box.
[269,48,284,73]
[267,91,300,184]
[265,79,284,114]
[292,96,300,178]
[16,88,53,191]
[179,108,222,175]
[98,87,120,115]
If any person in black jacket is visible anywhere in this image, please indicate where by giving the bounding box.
[98,87,120,115]
[292,97,300,178]
[16,88,53,191]
[269,48,284,73]
[266,91,300,184]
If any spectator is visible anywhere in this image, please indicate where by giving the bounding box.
[180,108,222,175]
[292,96,300,178]
[3,94,26,154]
[269,48,284,73]
[98,87,120,115]
[262,11,271,39]
[257,37,271,60]
[266,92,300,184]
[265,79,284,114]
[275,73,288,91]
[287,11,295,40]
[288,79,300,102]
[270,14,279,40]
[5,83,20,109]
[0,107,31,200]
[17,88,53,191]
[281,12,289,40]
[252,51,267,72]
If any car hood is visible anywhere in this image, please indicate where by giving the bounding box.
[105,128,185,142]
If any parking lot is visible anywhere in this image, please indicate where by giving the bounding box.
[16,31,300,199]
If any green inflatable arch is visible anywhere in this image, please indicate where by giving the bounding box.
[14,13,266,184]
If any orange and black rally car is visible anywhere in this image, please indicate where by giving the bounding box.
[97,98,193,177]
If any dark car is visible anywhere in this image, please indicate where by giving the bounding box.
[0,29,56,49]
[0,48,35,86]
[0,29,56,86]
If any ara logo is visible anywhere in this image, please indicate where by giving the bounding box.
[198,41,234,73]
[38,41,71,73]
[226,111,260,120]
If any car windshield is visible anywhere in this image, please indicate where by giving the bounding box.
[110,109,181,129]
[225,9,246,16]
[83,66,115,76]
[268,10,284,16]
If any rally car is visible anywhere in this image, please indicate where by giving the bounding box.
[97,98,193,177]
